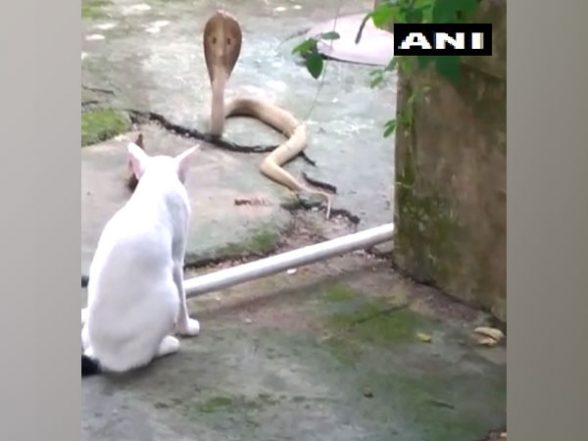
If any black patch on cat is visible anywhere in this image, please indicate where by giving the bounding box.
[82,354,101,377]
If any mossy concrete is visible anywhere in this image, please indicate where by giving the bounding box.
[196,396,235,414]
[82,109,131,146]
[81,123,294,275]
[205,228,282,260]
[82,256,505,441]
[323,283,356,303]
[326,303,422,344]
[80,2,506,436]
[393,0,506,321]
[82,0,113,20]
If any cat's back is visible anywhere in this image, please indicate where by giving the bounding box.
[91,199,174,277]
[90,167,189,280]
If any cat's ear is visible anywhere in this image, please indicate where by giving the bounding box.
[175,145,200,183]
[127,142,149,179]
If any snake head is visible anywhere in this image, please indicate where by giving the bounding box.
[203,10,243,84]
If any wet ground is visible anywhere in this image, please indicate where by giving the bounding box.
[81,1,506,439]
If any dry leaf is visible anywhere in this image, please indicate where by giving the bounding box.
[416,332,432,343]
[477,336,499,347]
[474,326,504,342]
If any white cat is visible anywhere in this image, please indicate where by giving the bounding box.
[81,142,201,376]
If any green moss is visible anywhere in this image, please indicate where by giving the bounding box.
[321,323,505,440]
[323,283,356,303]
[249,230,279,254]
[197,396,233,413]
[323,336,361,366]
[81,0,112,20]
[255,393,280,407]
[189,393,271,435]
[393,97,460,284]
[395,187,459,283]
[326,301,420,345]
[184,323,504,440]
[220,229,280,257]
[358,371,502,441]
[195,392,280,414]
[81,109,131,146]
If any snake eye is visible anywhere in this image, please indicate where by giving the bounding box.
[212,36,217,44]
[227,38,231,45]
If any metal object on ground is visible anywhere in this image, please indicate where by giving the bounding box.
[184,223,394,298]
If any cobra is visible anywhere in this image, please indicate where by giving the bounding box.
[203,10,333,218]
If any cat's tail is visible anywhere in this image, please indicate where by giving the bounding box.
[82,354,101,377]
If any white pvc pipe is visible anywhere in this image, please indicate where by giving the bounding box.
[184,223,394,298]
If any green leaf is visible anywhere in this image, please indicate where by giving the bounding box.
[292,38,316,55]
[417,0,434,22]
[405,8,423,23]
[384,57,398,72]
[455,0,479,21]
[319,31,340,41]
[397,56,414,75]
[434,56,461,85]
[398,111,411,129]
[407,91,418,107]
[431,0,458,23]
[369,57,398,88]
[417,55,434,70]
[305,52,324,79]
[371,78,384,88]
[370,4,397,28]
[370,71,385,88]
[432,0,478,23]
[404,4,432,23]
[383,119,397,137]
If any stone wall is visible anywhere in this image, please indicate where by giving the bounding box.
[392,0,506,321]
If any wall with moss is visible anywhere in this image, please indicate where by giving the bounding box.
[392,0,506,321]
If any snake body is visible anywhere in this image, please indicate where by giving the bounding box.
[203,10,332,217]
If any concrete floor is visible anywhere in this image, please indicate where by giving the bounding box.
[81,1,506,439]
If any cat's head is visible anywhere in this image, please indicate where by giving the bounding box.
[127,142,200,185]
